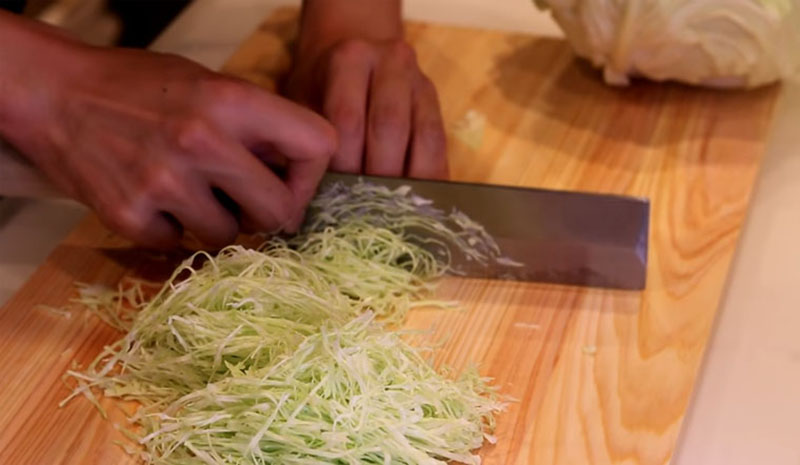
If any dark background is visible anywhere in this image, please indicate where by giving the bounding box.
[109,0,192,47]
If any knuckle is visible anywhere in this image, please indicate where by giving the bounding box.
[101,198,180,247]
[418,120,447,155]
[371,104,407,136]
[326,101,364,137]
[106,203,148,240]
[332,38,371,64]
[388,40,416,65]
[198,75,247,104]
[142,164,181,201]
[170,117,214,152]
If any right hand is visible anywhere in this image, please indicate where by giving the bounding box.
[0,13,336,248]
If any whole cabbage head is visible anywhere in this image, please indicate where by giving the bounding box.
[534,0,800,88]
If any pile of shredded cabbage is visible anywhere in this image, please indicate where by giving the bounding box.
[63,180,506,465]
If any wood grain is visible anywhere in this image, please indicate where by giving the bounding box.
[0,9,781,465]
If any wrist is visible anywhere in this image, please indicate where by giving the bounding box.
[296,0,403,61]
[0,12,87,146]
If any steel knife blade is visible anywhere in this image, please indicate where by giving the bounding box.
[320,173,650,290]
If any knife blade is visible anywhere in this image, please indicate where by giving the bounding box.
[320,173,650,290]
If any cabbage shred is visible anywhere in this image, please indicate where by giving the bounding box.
[63,180,506,465]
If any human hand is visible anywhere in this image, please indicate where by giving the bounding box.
[284,0,448,180]
[0,12,336,248]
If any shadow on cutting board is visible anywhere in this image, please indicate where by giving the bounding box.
[51,233,269,286]
[436,276,642,317]
[490,37,780,157]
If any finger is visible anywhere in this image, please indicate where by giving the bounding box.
[208,86,335,225]
[190,128,298,234]
[284,152,326,230]
[87,172,182,248]
[408,77,449,179]
[101,207,182,249]
[365,52,413,176]
[322,43,374,173]
[165,179,239,248]
[245,143,316,230]
[137,213,183,249]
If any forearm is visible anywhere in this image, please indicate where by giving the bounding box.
[297,0,403,58]
[0,11,84,140]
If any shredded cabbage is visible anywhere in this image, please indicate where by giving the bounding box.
[305,180,506,271]
[62,180,506,464]
[453,110,487,151]
[130,314,502,465]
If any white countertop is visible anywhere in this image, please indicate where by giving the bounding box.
[2,1,798,463]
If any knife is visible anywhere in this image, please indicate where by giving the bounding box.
[0,145,649,289]
[320,173,649,290]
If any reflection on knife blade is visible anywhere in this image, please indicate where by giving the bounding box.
[315,173,650,290]
[304,178,524,278]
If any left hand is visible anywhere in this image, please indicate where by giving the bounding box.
[285,34,448,180]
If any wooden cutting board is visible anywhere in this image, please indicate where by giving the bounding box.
[0,9,781,465]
